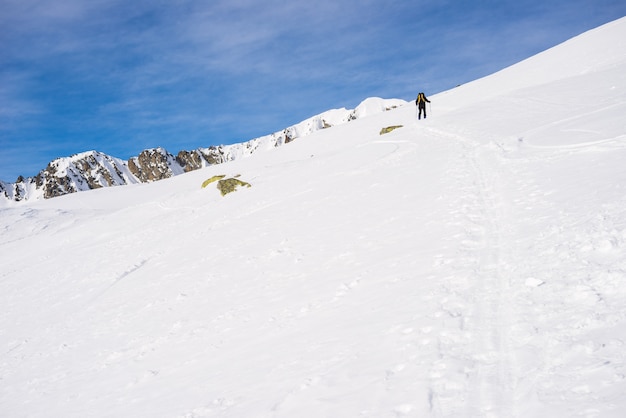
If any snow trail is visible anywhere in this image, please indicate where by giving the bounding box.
[463,143,514,418]
[418,126,516,417]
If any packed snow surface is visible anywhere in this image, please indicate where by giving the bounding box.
[1,17,626,417]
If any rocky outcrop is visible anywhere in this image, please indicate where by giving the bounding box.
[0,151,136,201]
[176,150,207,173]
[380,125,403,135]
[128,148,183,182]
[37,152,131,199]
[175,147,231,172]
[0,181,8,201]
[201,174,251,196]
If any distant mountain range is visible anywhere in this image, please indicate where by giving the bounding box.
[0,98,406,202]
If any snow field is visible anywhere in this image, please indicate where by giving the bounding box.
[1,17,626,417]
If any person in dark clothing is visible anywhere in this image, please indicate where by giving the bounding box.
[415,92,430,119]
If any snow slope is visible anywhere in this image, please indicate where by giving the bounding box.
[1,17,626,418]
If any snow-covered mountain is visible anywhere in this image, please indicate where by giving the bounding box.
[1,17,625,418]
[0,98,405,202]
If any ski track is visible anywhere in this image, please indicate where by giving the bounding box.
[461,142,512,418]
[422,125,626,417]
[418,127,513,417]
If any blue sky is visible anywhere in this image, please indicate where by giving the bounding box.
[1,0,625,182]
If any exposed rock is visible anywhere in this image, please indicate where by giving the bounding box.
[217,178,251,196]
[379,125,403,135]
[202,174,251,196]
[284,129,295,144]
[201,175,226,188]
[176,150,208,172]
[0,181,8,200]
[128,148,181,182]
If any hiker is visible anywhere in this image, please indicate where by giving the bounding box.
[415,92,430,120]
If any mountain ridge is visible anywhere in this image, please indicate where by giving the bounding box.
[0,97,406,202]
